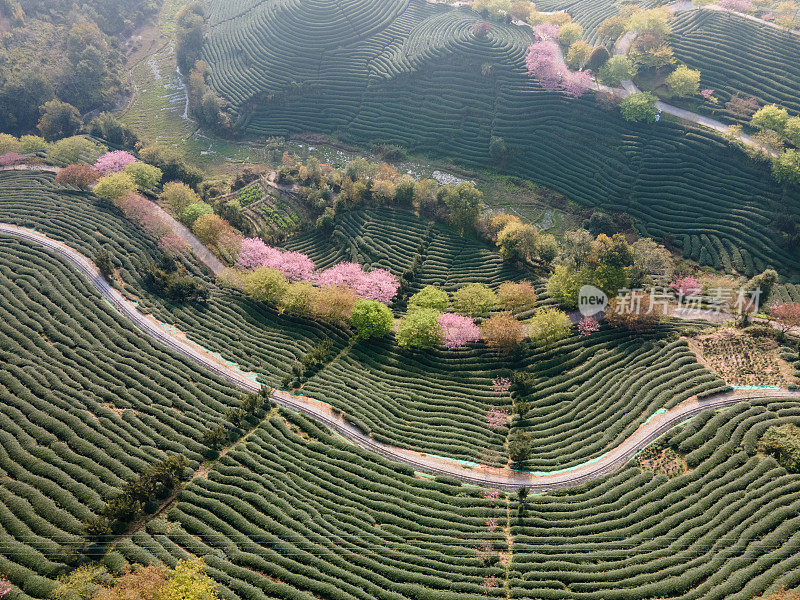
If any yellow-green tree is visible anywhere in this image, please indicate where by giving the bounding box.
[158,558,221,600]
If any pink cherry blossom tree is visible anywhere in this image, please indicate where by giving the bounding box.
[700,88,715,100]
[486,517,498,532]
[719,0,753,11]
[94,150,137,174]
[670,275,701,296]
[0,577,11,597]
[562,70,592,98]
[531,22,559,40]
[0,152,25,167]
[526,40,591,98]
[578,316,600,337]
[314,262,399,304]
[438,312,480,349]
[491,376,512,393]
[236,238,316,282]
[159,233,189,256]
[486,408,511,430]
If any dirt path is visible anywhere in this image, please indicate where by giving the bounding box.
[4,222,800,490]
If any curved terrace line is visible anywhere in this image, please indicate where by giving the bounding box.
[3,222,799,490]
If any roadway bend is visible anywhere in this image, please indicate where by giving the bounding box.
[3,222,800,491]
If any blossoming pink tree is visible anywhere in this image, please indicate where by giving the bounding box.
[94,150,137,174]
[578,316,600,337]
[491,376,512,393]
[0,152,25,167]
[0,576,12,597]
[314,262,399,304]
[486,408,511,430]
[719,0,753,11]
[438,312,480,349]
[670,275,701,296]
[237,238,316,282]
[525,40,591,98]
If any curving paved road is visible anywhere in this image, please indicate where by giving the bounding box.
[4,221,800,490]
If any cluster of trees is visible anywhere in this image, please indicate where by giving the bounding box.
[278,154,492,238]
[396,281,570,353]
[547,232,668,307]
[176,3,230,130]
[744,104,800,185]
[52,558,221,600]
[83,454,187,541]
[202,387,275,450]
[759,423,800,473]
[144,256,209,303]
[524,23,592,98]
[0,0,159,136]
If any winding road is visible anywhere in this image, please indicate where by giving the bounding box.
[3,222,800,490]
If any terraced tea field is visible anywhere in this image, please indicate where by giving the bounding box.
[670,10,800,125]
[200,0,800,276]
[284,208,524,291]
[0,238,244,597]
[110,397,800,600]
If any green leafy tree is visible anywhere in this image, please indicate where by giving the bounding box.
[351,299,394,339]
[507,430,533,463]
[586,45,611,71]
[751,104,790,132]
[558,22,583,46]
[439,182,482,234]
[452,283,496,317]
[665,65,701,97]
[598,56,637,86]
[93,172,137,202]
[566,40,593,69]
[159,558,222,600]
[546,265,581,309]
[620,92,659,123]
[596,16,627,44]
[242,267,289,304]
[181,201,214,226]
[527,307,572,347]
[394,175,415,206]
[772,150,800,185]
[125,162,163,190]
[626,8,672,35]
[46,136,104,166]
[496,221,539,263]
[37,100,82,141]
[397,308,441,349]
[489,136,510,167]
[784,116,800,147]
[93,248,113,279]
[52,565,107,600]
[160,181,201,213]
[409,286,450,311]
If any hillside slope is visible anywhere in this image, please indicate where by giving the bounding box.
[200,0,800,277]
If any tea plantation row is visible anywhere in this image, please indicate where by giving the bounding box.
[0,239,244,598]
[201,0,800,276]
[113,397,800,600]
[670,10,800,125]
